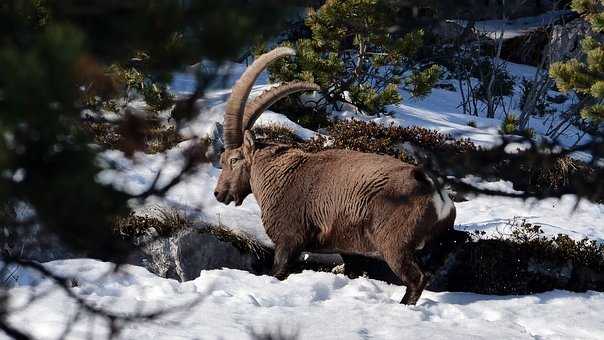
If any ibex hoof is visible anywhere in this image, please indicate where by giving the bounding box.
[400,292,420,305]
[273,272,290,281]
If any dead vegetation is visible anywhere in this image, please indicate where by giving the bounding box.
[83,115,184,154]
[443,218,604,294]
[203,224,271,260]
[253,125,303,145]
[255,120,477,158]
[112,208,191,238]
[111,207,271,260]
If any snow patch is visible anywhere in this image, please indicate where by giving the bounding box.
[3,259,604,340]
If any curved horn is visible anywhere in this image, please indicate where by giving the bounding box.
[242,81,321,131]
[223,47,296,149]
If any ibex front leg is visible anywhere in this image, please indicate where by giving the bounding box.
[272,242,302,280]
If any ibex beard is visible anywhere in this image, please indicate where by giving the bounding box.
[213,47,456,305]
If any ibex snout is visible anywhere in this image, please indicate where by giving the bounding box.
[214,148,252,207]
[214,191,231,205]
[213,187,241,206]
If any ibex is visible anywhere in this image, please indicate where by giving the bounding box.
[213,47,455,305]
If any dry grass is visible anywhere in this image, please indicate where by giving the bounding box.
[112,207,271,259]
[205,224,271,260]
[253,125,302,145]
[112,208,191,238]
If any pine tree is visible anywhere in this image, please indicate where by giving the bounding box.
[550,0,604,123]
[0,1,294,260]
[269,0,440,115]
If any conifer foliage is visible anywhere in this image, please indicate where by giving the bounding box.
[550,0,604,123]
[269,0,440,115]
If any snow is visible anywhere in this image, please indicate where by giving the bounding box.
[455,10,572,40]
[3,259,604,340]
[457,193,604,240]
[455,176,603,239]
[332,59,590,152]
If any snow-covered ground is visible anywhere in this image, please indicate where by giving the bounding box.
[456,10,571,40]
[4,259,604,340]
[4,52,604,339]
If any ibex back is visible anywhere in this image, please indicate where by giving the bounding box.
[214,47,455,305]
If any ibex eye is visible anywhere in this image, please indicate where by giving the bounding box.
[229,158,238,166]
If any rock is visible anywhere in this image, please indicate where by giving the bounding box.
[172,228,270,281]
[130,226,272,282]
[205,122,224,168]
[128,228,179,280]
[549,18,595,64]
[431,21,467,42]
[501,28,550,66]
[330,229,604,294]
[47,218,604,294]
[424,235,604,294]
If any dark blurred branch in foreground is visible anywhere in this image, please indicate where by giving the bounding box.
[0,1,301,339]
[0,256,206,340]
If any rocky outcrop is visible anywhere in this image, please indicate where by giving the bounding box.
[549,18,592,64]
[129,226,272,281]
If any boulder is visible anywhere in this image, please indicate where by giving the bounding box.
[172,228,270,281]
[129,229,179,280]
[130,226,272,282]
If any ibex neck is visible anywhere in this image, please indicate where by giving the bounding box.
[249,146,307,204]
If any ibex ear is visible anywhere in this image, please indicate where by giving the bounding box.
[242,130,255,161]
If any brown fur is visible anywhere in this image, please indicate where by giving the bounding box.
[215,135,456,305]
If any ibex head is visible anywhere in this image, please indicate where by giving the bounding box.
[214,130,255,205]
[214,47,320,206]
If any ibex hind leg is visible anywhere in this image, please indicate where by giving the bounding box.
[381,247,428,305]
[399,259,428,305]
